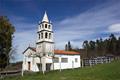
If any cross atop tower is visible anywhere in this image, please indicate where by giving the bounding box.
[42,11,49,22]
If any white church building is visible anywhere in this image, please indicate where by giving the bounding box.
[22,12,81,72]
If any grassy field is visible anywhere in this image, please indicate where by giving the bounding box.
[1,60,120,80]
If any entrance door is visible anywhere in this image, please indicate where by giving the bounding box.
[28,62,31,70]
[46,63,51,71]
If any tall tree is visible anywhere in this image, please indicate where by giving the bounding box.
[117,37,120,55]
[103,39,109,55]
[96,39,100,56]
[0,16,15,70]
[89,40,96,57]
[68,41,72,51]
[65,44,68,51]
[95,38,104,56]
[83,40,89,58]
[109,34,117,55]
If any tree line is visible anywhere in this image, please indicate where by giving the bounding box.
[82,34,120,58]
[65,34,120,59]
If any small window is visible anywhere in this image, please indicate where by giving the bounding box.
[48,25,50,29]
[39,33,40,39]
[45,24,47,28]
[41,33,43,39]
[42,24,44,28]
[39,25,41,29]
[61,58,68,63]
[75,58,78,62]
[49,33,51,39]
[54,57,59,63]
[45,32,48,38]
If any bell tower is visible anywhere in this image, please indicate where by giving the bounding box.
[36,11,54,57]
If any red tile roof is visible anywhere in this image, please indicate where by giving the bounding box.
[54,50,80,55]
[24,47,80,55]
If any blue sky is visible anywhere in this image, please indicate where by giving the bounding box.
[0,0,120,62]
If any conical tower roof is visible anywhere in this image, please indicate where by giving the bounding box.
[42,11,49,22]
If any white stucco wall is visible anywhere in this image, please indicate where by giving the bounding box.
[22,48,39,71]
[53,54,81,70]
[23,49,81,72]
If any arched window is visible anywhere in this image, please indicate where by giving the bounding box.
[45,32,48,38]
[39,33,40,39]
[48,25,50,29]
[42,24,44,28]
[49,33,51,39]
[41,33,43,39]
[39,25,41,29]
[45,24,47,28]
[40,25,42,29]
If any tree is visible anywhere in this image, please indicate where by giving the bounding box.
[0,53,7,71]
[96,39,100,56]
[65,41,72,51]
[82,34,120,58]
[83,40,89,58]
[103,39,109,55]
[0,16,15,70]
[95,38,105,56]
[65,44,68,51]
[89,40,96,57]
[68,41,72,51]
[109,34,117,55]
[117,37,120,55]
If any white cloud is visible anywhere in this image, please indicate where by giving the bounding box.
[108,23,120,32]
[54,1,120,49]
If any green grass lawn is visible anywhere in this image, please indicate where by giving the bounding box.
[1,60,120,80]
